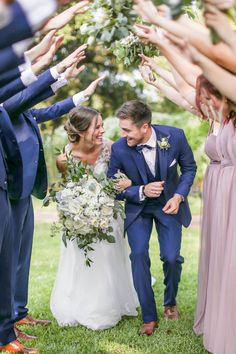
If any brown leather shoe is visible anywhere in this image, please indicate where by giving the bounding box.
[139,321,158,336]
[164,305,179,320]
[14,327,37,341]
[0,339,38,353]
[16,315,51,326]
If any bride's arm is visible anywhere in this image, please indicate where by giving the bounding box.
[56,153,67,174]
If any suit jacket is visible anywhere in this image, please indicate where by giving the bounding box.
[108,124,197,229]
[0,67,20,87]
[23,97,75,200]
[0,2,33,50]
[0,75,26,103]
[1,69,57,199]
[0,47,24,75]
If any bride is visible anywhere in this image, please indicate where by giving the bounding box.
[50,106,138,330]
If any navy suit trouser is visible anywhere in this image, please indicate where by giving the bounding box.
[10,196,34,322]
[0,188,16,345]
[127,204,184,323]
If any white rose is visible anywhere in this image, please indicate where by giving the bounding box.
[80,23,89,34]
[100,218,109,229]
[101,205,113,217]
[87,35,95,45]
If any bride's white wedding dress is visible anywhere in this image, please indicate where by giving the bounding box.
[50,141,138,330]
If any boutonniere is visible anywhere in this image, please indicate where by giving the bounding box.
[157,136,171,151]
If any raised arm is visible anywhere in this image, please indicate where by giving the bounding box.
[139,65,198,115]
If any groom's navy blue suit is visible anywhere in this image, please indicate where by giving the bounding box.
[108,124,196,322]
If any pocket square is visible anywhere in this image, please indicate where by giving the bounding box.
[169,159,177,167]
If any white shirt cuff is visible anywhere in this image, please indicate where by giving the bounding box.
[139,186,146,201]
[18,53,32,72]
[21,67,37,86]
[72,92,89,106]
[51,74,68,93]
[18,0,57,32]
[50,66,61,80]
[12,38,33,57]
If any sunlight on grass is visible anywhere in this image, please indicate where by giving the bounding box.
[23,215,207,354]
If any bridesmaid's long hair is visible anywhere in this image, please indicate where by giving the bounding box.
[65,106,100,143]
[196,75,236,125]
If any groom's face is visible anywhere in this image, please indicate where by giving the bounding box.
[119,118,148,147]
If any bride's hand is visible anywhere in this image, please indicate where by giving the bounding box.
[115,178,132,192]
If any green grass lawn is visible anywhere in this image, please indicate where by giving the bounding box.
[19,213,207,354]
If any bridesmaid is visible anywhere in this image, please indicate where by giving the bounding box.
[193,75,236,354]
[193,75,222,336]
[210,109,236,354]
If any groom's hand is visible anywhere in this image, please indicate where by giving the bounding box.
[143,181,164,198]
[162,194,182,214]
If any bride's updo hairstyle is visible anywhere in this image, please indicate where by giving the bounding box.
[65,106,100,143]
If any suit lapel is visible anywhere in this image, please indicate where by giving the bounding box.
[129,147,148,185]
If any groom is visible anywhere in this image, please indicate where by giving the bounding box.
[108,100,196,335]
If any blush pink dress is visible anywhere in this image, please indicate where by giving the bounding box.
[194,132,221,336]
[211,120,236,354]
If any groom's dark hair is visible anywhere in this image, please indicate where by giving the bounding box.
[116,100,152,127]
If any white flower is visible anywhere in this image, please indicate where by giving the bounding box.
[66,182,75,189]
[87,35,95,45]
[101,205,113,217]
[80,23,89,34]
[93,8,109,25]
[100,218,109,229]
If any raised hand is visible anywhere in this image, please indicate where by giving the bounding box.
[139,53,157,70]
[32,35,64,74]
[139,65,156,85]
[133,0,159,24]
[203,0,234,10]
[42,1,90,33]
[82,75,106,98]
[25,30,57,63]
[64,61,86,80]
[56,44,87,73]
[134,24,160,46]
[204,4,236,48]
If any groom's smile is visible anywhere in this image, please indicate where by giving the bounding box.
[119,118,152,147]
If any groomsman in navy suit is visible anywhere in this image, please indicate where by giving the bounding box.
[108,101,197,336]
[3,65,103,338]
[0,0,71,352]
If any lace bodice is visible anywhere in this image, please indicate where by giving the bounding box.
[65,140,111,174]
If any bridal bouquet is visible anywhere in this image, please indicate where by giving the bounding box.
[79,0,157,66]
[44,155,124,266]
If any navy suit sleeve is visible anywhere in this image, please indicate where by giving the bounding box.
[0,77,25,103]
[31,97,75,124]
[0,67,20,87]
[175,129,197,198]
[108,144,142,203]
[3,69,57,117]
[0,47,24,74]
[0,2,33,50]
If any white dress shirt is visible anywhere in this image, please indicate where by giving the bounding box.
[18,0,57,32]
[138,127,157,176]
[138,128,157,200]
